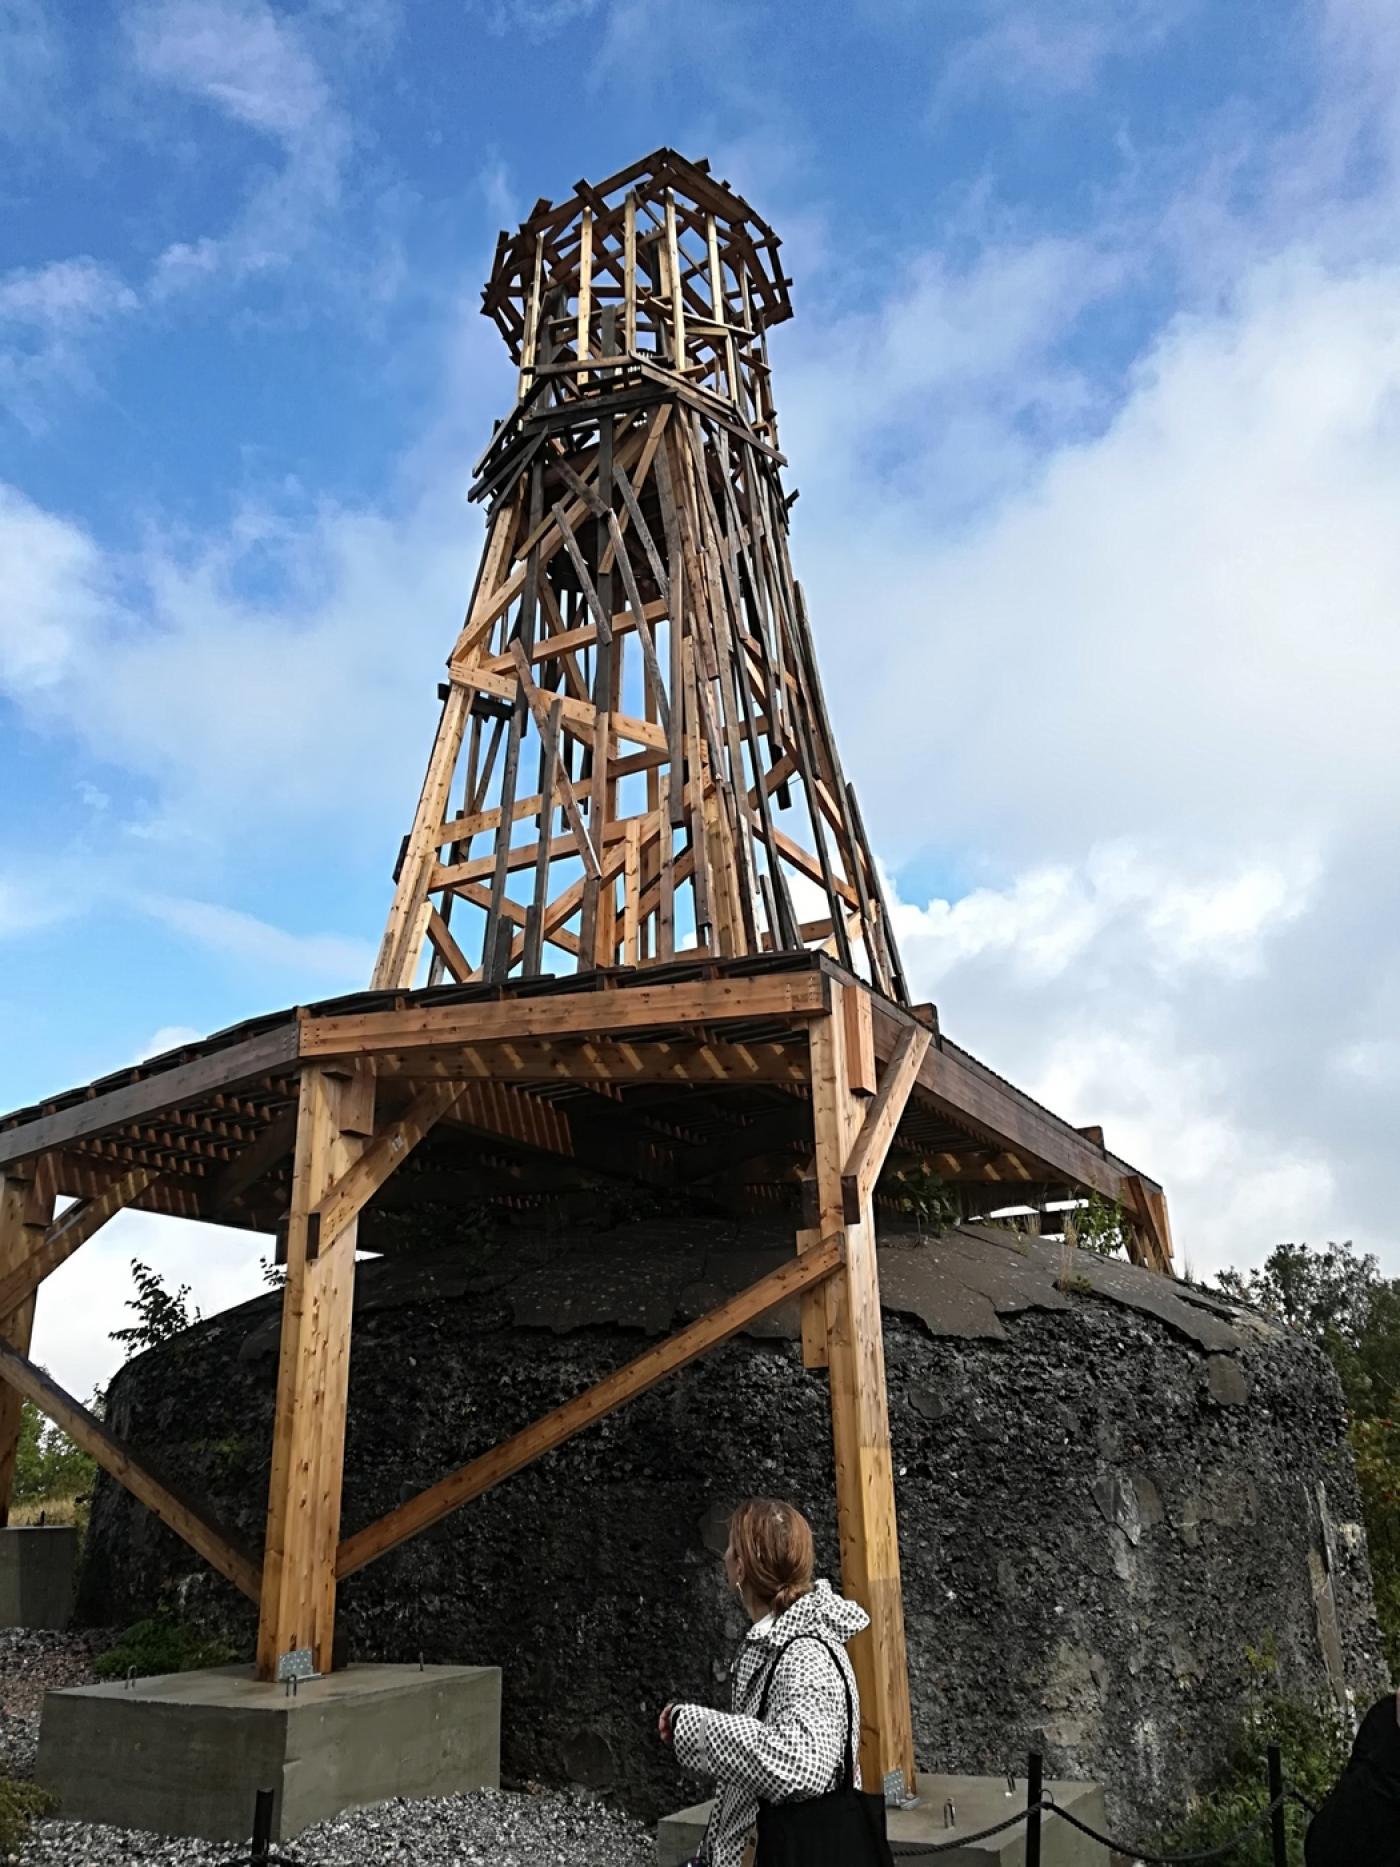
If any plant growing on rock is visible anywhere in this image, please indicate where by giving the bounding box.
[110,1260,201,1354]
[1217,1240,1400,1678]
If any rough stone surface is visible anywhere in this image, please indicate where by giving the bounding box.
[77,1219,1387,1830]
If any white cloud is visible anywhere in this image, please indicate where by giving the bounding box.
[0,259,140,427]
[128,0,352,289]
[931,0,1189,107]
[31,1215,269,1399]
[134,1024,206,1061]
[137,895,375,984]
[0,484,112,691]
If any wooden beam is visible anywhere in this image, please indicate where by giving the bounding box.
[811,982,915,1798]
[841,1026,931,1221]
[299,971,830,1059]
[309,1082,466,1258]
[0,1338,261,1598]
[376,1034,809,1089]
[336,1234,845,1580]
[207,1110,299,1218]
[0,1025,302,1172]
[0,1167,159,1326]
[0,1161,54,1520]
[257,1064,373,1679]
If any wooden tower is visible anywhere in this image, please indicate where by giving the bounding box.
[376,148,907,1002]
[0,148,1175,1823]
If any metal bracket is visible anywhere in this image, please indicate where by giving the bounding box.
[275,1647,315,1684]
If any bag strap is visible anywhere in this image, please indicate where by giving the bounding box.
[750,1633,856,1792]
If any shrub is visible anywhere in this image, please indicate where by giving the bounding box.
[94,1612,239,1682]
[0,1776,57,1853]
[1154,1689,1351,1867]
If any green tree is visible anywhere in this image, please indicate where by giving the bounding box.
[110,1260,200,1354]
[12,1400,95,1509]
[1218,1241,1400,1676]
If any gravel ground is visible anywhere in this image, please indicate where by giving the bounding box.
[0,1630,108,1779]
[21,1789,656,1866]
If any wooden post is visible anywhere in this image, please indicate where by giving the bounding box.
[256,1065,373,1679]
[0,1159,56,1522]
[810,981,915,1798]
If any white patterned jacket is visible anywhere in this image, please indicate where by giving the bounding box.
[671,1580,868,1867]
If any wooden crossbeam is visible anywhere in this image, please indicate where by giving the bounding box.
[376,1034,809,1088]
[841,1027,931,1221]
[0,1167,160,1322]
[0,1339,261,1599]
[208,1113,298,1218]
[336,1233,844,1579]
[309,1082,467,1258]
[299,971,829,1058]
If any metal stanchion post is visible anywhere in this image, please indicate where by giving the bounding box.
[251,1787,274,1865]
[1267,1744,1287,1867]
[1026,1751,1043,1867]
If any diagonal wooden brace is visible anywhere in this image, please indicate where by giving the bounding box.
[840,1025,931,1222]
[336,1233,846,1580]
[0,1339,261,1599]
[307,1080,467,1261]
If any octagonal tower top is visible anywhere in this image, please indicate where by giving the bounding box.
[481,148,793,436]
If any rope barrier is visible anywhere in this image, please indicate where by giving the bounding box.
[889,1787,1293,1863]
[1039,1786,1291,1864]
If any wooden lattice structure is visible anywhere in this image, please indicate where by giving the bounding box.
[0,152,1173,1803]
[379,149,903,998]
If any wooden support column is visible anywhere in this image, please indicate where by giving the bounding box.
[0,1158,56,1522]
[256,1065,373,1680]
[810,982,915,1799]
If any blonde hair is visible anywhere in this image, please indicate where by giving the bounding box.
[730,1497,814,1617]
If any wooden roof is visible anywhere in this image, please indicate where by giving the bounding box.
[0,954,1158,1237]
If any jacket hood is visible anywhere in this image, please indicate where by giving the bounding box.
[747,1578,870,1648]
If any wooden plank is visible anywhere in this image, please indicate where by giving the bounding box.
[841,1024,930,1219]
[300,968,830,1061]
[843,986,878,1097]
[310,1082,466,1255]
[811,983,916,1796]
[376,1035,808,1088]
[426,907,474,986]
[0,1161,53,1518]
[257,1064,372,1679]
[623,190,637,352]
[576,207,592,383]
[0,1025,301,1171]
[208,1110,298,1218]
[337,1234,845,1579]
[509,641,600,878]
[0,1338,261,1598]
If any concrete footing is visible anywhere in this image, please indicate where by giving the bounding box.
[658,1771,1111,1865]
[36,1661,501,1843]
[0,1526,79,1629]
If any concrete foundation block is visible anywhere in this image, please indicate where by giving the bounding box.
[658,1771,1111,1866]
[37,1661,501,1843]
[0,1526,79,1629]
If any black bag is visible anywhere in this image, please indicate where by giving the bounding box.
[1305,1694,1400,1867]
[750,1634,896,1867]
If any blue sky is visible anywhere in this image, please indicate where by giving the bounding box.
[4,0,1400,1391]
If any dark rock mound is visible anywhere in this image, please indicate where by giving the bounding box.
[78,1219,1386,1825]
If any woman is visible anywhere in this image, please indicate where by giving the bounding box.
[1305,1688,1400,1867]
[659,1497,885,1867]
